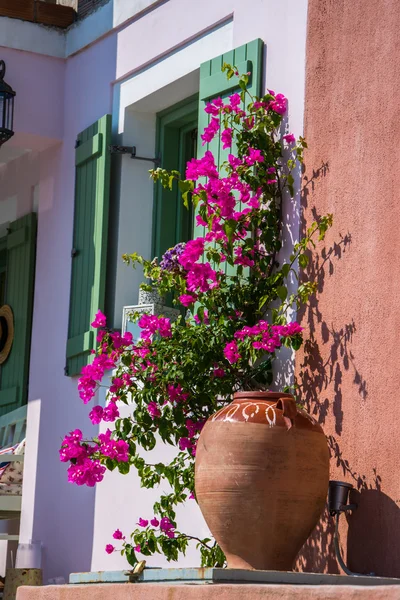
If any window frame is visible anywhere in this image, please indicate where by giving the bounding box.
[152,95,199,261]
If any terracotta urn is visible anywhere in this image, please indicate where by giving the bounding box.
[195,391,329,570]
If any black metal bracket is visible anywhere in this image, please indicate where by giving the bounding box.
[109,145,160,165]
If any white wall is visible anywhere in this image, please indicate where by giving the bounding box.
[0,0,308,581]
[91,0,308,572]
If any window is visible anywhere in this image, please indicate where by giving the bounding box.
[152,96,198,261]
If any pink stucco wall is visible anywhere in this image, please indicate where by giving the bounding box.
[297,0,400,578]
[0,48,64,149]
[25,34,117,582]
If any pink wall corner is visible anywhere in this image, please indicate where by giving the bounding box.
[298,0,400,579]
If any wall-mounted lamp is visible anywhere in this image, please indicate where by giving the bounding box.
[328,480,366,576]
[0,61,16,148]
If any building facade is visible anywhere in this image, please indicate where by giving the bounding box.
[1,0,398,586]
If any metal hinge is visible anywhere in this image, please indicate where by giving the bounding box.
[71,248,79,258]
[109,145,160,165]
[64,365,69,376]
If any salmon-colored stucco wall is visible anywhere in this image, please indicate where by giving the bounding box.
[297,0,400,577]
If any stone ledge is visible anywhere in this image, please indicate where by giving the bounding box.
[68,568,400,587]
[15,583,400,600]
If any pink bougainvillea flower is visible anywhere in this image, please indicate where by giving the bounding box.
[102,401,119,422]
[270,93,287,115]
[178,238,205,269]
[196,215,208,227]
[267,167,276,174]
[89,405,104,425]
[160,517,174,532]
[113,529,125,540]
[186,262,218,293]
[186,151,218,180]
[204,97,223,116]
[267,179,277,185]
[212,365,225,378]
[138,314,172,340]
[166,531,175,539]
[110,377,123,394]
[110,331,124,349]
[147,401,161,420]
[137,518,149,528]
[98,429,129,463]
[105,544,114,554]
[59,429,86,462]
[234,247,255,268]
[229,93,241,112]
[122,331,133,346]
[221,127,232,149]
[228,154,242,169]
[204,101,220,116]
[67,457,106,487]
[91,310,106,329]
[96,329,107,343]
[178,437,193,451]
[282,322,303,336]
[78,353,116,404]
[283,133,296,144]
[134,545,141,553]
[245,147,264,166]
[201,117,220,145]
[167,384,189,404]
[189,492,196,500]
[224,341,241,364]
[150,517,160,527]
[179,294,198,307]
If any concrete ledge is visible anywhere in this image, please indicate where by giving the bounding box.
[15,583,400,599]
[69,568,400,587]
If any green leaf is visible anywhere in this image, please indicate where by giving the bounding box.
[118,462,131,475]
[259,295,270,310]
[224,220,237,244]
[105,458,116,472]
[277,286,287,302]
[299,254,309,268]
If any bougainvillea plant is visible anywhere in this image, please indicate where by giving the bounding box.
[60,65,332,568]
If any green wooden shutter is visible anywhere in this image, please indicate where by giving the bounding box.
[0,213,37,415]
[66,114,112,377]
[195,39,264,275]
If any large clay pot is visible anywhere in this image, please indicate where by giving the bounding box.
[195,391,329,570]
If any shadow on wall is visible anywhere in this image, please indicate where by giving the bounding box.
[294,161,400,577]
[347,487,400,577]
[296,459,387,575]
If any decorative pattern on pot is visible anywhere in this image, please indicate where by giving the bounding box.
[195,391,329,571]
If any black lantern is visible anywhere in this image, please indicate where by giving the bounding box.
[0,61,15,147]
